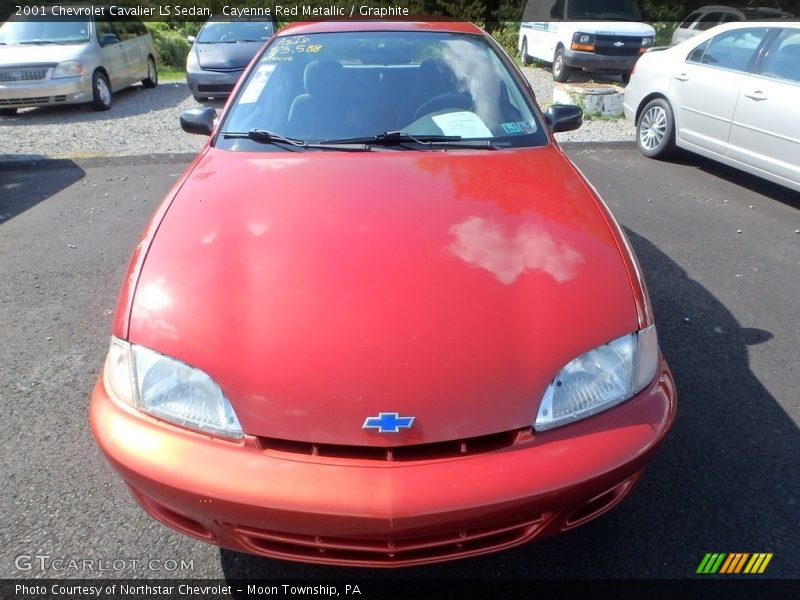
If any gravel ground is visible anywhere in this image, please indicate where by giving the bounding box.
[0,67,634,160]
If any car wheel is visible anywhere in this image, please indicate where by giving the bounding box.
[636,98,676,159]
[521,39,532,66]
[552,47,572,83]
[0,108,17,116]
[621,72,631,84]
[91,71,112,111]
[142,57,158,88]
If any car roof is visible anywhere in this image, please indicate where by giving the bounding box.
[693,20,797,34]
[694,5,746,13]
[277,21,485,37]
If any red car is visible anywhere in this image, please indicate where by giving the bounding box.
[90,21,676,567]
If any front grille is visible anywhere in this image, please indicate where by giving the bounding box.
[203,67,245,74]
[197,83,235,92]
[257,429,522,462]
[228,513,548,566]
[594,35,644,57]
[0,95,65,106]
[0,66,52,82]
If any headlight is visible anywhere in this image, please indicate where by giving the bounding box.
[52,60,84,78]
[104,337,243,439]
[534,325,659,431]
[186,49,199,71]
[571,33,596,52]
[642,37,653,46]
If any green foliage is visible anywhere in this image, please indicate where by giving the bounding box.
[146,23,191,70]
[652,21,678,46]
[488,23,520,58]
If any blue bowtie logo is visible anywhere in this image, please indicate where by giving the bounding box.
[362,412,415,433]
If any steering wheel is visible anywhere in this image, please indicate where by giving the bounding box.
[411,92,472,122]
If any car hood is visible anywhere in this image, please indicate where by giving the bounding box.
[0,43,87,66]
[194,42,262,70]
[128,146,639,445]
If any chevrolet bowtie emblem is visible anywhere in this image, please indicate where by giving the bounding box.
[614,41,625,47]
[363,412,415,433]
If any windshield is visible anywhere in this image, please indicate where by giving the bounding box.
[567,0,641,20]
[220,31,546,149]
[197,20,275,44]
[0,19,91,44]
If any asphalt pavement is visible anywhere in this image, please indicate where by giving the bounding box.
[1,145,798,581]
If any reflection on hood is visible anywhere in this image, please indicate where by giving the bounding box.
[449,216,584,285]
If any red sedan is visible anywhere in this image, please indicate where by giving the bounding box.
[90,21,676,567]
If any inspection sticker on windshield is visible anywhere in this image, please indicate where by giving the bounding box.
[501,121,536,134]
[432,112,493,138]
[238,64,275,104]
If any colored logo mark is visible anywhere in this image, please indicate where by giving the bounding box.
[696,553,773,574]
[362,412,415,433]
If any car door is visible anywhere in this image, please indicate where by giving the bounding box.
[670,27,770,157]
[119,21,149,82]
[95,19,127,90]
[727,28,800,188]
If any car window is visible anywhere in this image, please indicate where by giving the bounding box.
[220,31,546,149]
[687,40,709,62]
[0,18,90,44]
[96,20,119,45]
[687,28,769,72]
[759,29,800,84]
[696,13,727,31]
[114,22,140,42]
[197,20,275,44]
[680,11,703,29]
[721,13,744,24]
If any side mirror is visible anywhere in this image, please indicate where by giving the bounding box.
[187,35,196,44]
[544,105,583,132]
[180,107,217,136]
[100,33,119,46]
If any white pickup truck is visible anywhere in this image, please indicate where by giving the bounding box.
[518,0,655,82]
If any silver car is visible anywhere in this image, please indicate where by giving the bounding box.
[0,15,157,115]
[186,17,276,102]
[624,22,800,192]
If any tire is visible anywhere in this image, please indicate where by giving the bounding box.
[636,98,676,159]
[142,56,158,88]
[621,72,631,84]
[0,108,17,116]
[91,71,112,111]
[520,38,532,66]
[552,47,573,83]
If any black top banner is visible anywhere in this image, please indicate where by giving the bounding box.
[1,1,799,23]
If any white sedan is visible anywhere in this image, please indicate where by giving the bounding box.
[624,22,800,193]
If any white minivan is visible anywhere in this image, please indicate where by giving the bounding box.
[0,11,157,115]
[518,0,655,82]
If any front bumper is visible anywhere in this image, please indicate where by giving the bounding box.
[564,50,641,73]
[90,362,676,567]
[0,75,92,108]
[186,69,243,99]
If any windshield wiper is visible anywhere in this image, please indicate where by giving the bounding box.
[219,130,370,152]
[18,40,63,45]
[321,131,498,150]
